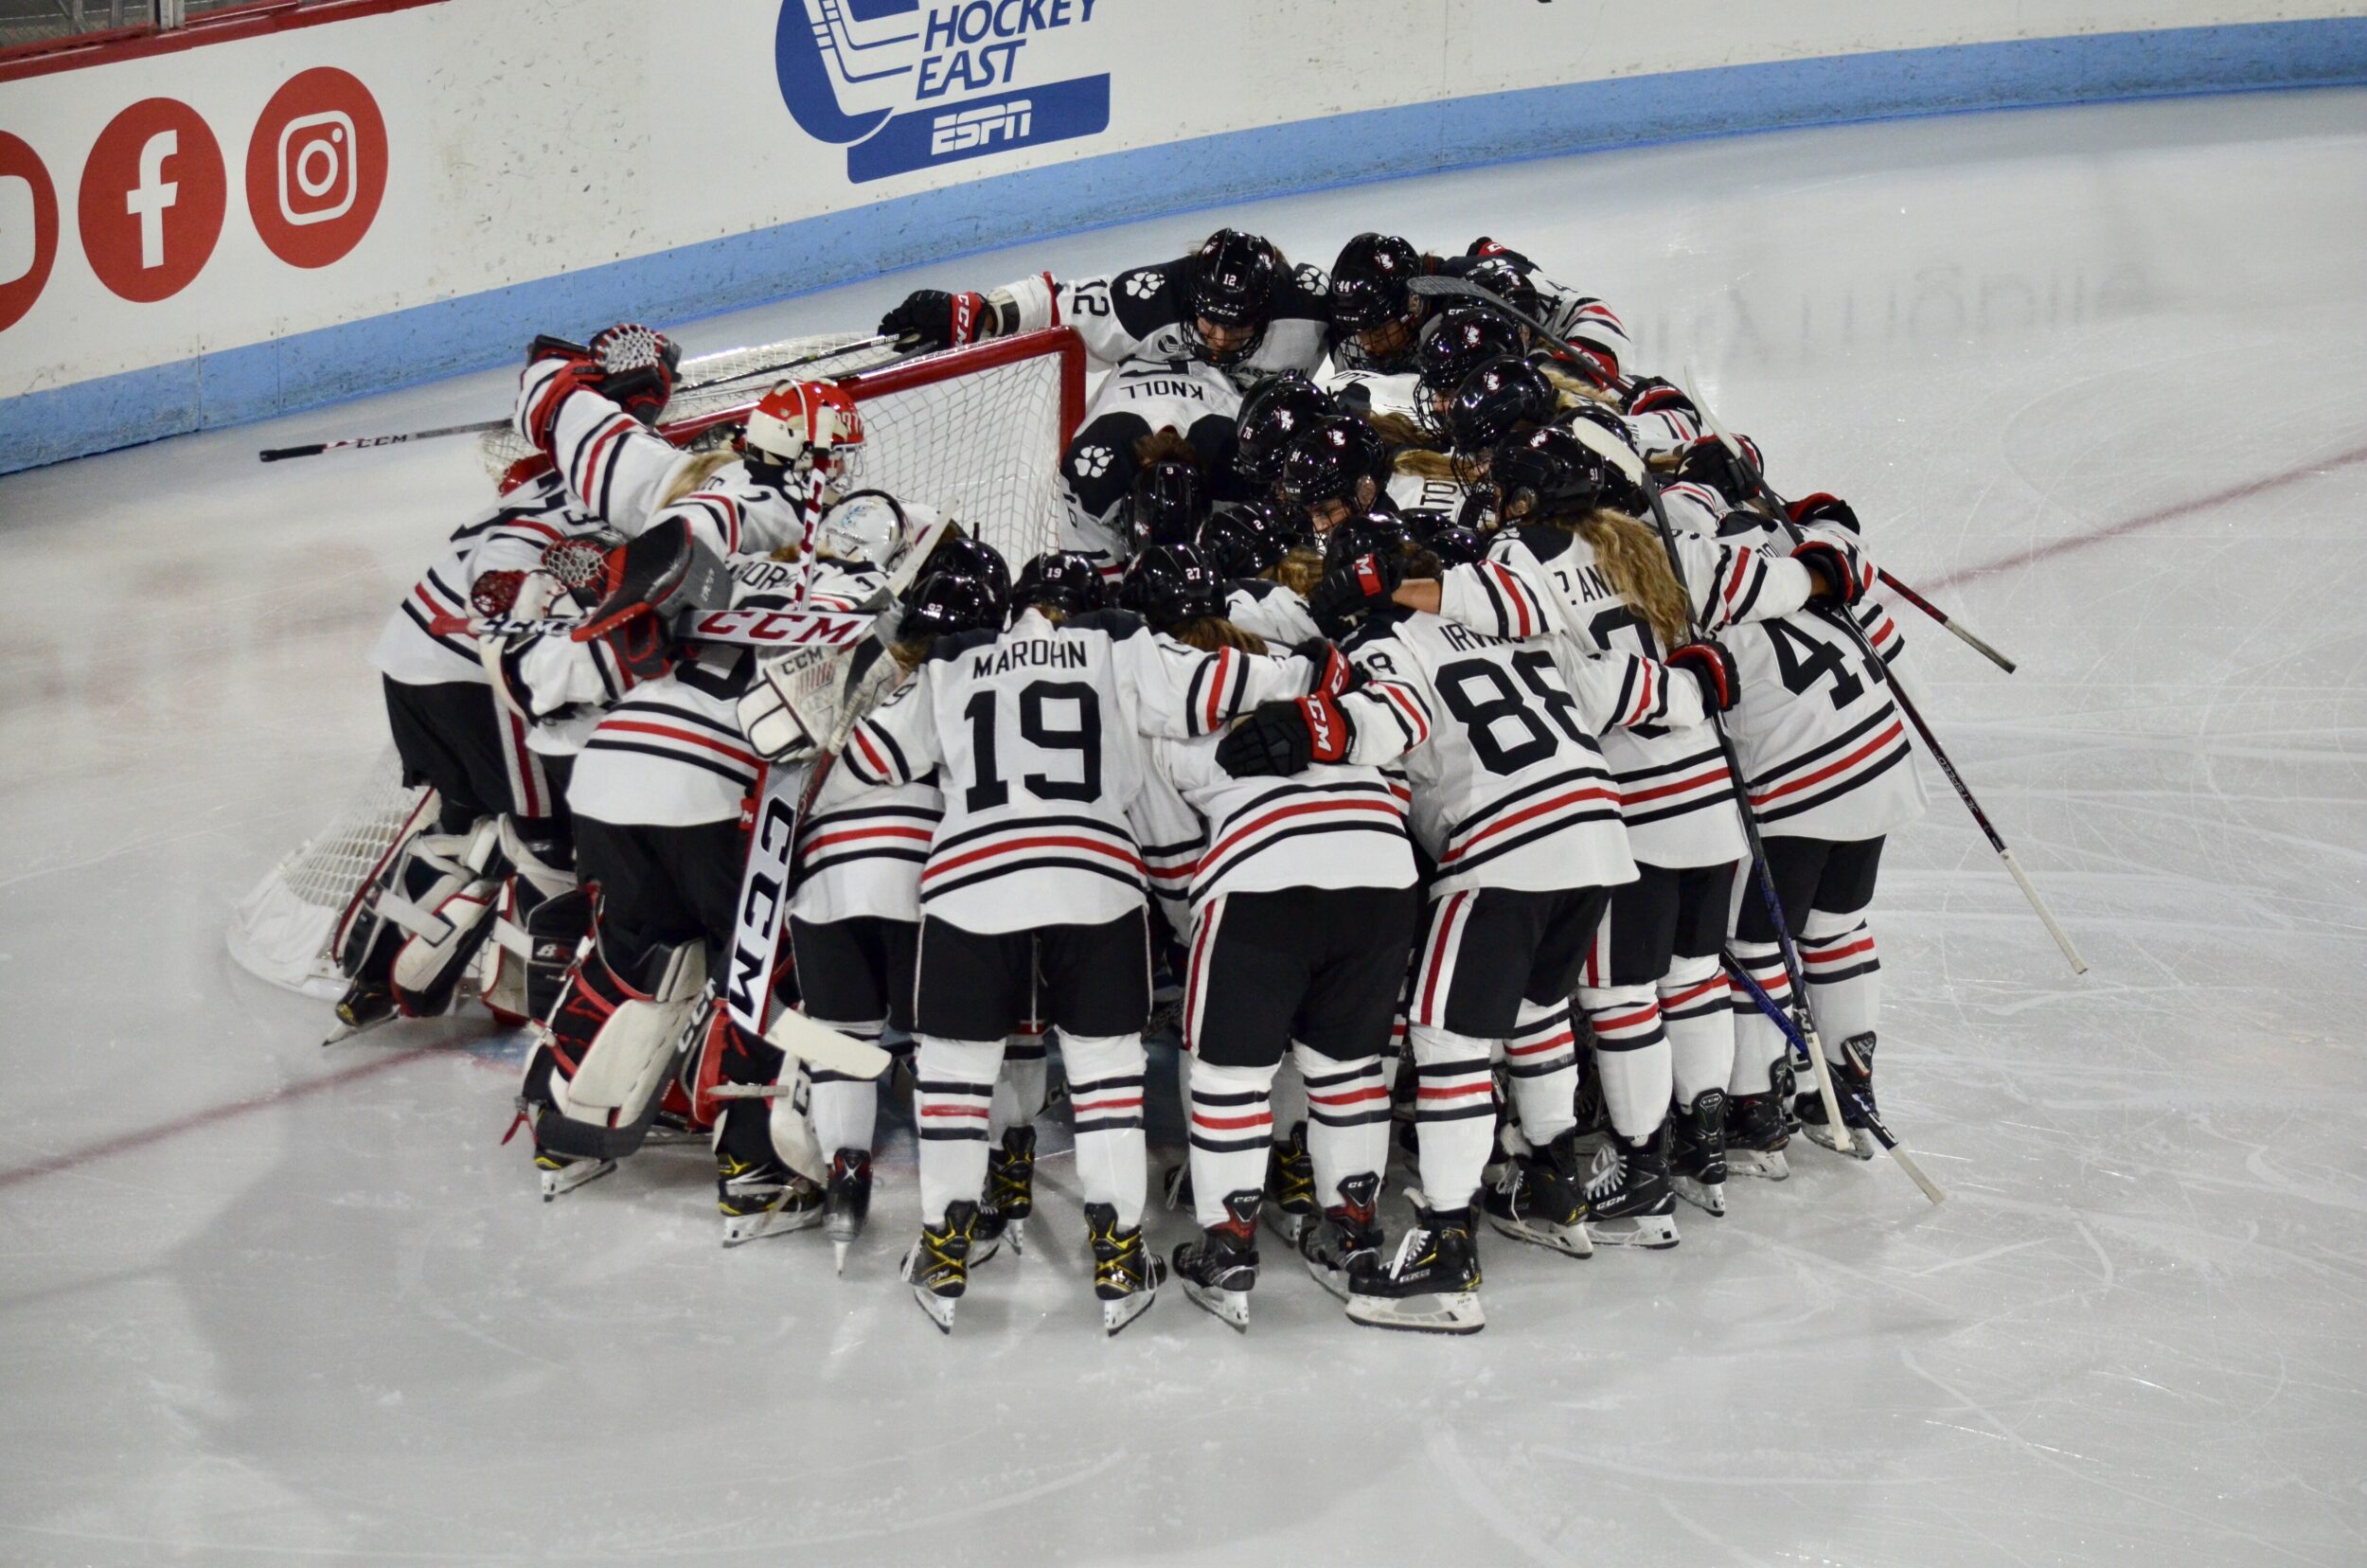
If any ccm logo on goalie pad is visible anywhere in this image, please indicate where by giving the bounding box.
[723,791,798,1030]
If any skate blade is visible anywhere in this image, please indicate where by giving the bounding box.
[1263,1207,1315,1247]
[1484,1211,1593,1259]
[1003,1218,1025,1256]
[1302,1254,1354,1302]
[538,1158,616,1201]
[1672,1175,1727,1217]
[1101,1286,1160,1337]
[968,1231,1004,1270]
[1587,1212,1682,1249]
[1804,1122,1876,1161]
[1728,1149,1789,1182]
[912,1285,958,1333]
[640,1123,704,1149]
[1344,1290,1485,1335]
[1182,1278,1252,1331]
[831,1238,850,1274]
[721,1203,825,1248]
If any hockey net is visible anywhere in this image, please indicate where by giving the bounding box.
[228,329,1088,997]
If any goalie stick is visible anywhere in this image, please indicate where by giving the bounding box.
[1724,957,1947,1205]
[1678,369,2090,977]
[255,333,903,463]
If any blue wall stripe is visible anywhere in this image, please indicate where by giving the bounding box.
[6,15,2365,472]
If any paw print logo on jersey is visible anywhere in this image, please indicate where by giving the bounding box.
[1072,445,1114,479]
[1124,272,1164,300]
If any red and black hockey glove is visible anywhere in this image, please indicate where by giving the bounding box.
[1290,637,1361,698]
[1217,695,1354,778]
[879,289,990,352]
[470,569,526,619]
[1792,538,1870,606]
[1786,491,1861,534]
[1665,641,1740,714]
[590,323,682,425]
[1465,236,1537,273]
[1304,551,1404,629]
[575,518,700,643]
[520,335,606,456]
[1623,376,1698,419]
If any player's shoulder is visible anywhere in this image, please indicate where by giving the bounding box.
[923,626,1003,665]
[1069,607,1149,640]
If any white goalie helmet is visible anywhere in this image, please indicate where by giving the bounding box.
[743,379,865,484]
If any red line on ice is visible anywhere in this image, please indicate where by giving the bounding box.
[1927,442,2367,590]
[0,1044,443,1189]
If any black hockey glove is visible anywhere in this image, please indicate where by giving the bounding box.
[880,289,988,352]
[1217,695,1353,778]
[1792,538,1869,606]
[1304,551,1404,630]
[1664,641,1740,715]
[1465,236,1538,273]
[1786,492,1862,535]
[1290,637,1361,698]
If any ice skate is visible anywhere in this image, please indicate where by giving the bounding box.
[1482,1129,1593,1258]
[1798,1034,1881,1159]
[1345,1204,1485,1335]
[535,1148,615,1200]
[903,1201,980,1333]
[1669,1088,1729,1216]
[1086,1203,1164,1336]
[1173,1188,1260,1330]
[716,1152,823,1246]
[984,1126,1036,1254]
[1724,1089,1791,1181]
[1264,1124,1319,1245]
[825,1148,872,1274]
[1299,1171,1384,1300]
[325,978,395,1045]
[1577,1130,1681,1249]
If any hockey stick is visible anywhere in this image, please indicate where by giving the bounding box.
[1680,373,2090,976]
[1444,274,1858,1145]
[1405,275,1628,393]
[1674,365,2018,676]
[256,334,903,463]
[1725,957,1947,1205]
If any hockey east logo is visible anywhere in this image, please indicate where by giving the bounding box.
[775,0,1110,184]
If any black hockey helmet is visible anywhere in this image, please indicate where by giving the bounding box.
[900,562,1010,642]
[1673,433,1766,508]
[1273,415,1379,516]
[1232,372,1336,488]
[1461,255,1541,326]
[1197,498,1313,579]
[1489,426,1610,523]
[1118,541,1224,630]
[904,531,1011,608]
[1010,550,1110,617]
[1324,509,1414,570]
[1328,232,1426,364]
[1125,458,1212,552]
[1561,403,1653,514]
[1419,519,1489,569]
[1447,355,1557,459]
[1415,305,1527,434]
[1187,228,1278,365]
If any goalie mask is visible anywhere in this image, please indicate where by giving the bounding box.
[815,490,911,569]
[744,380,866,487]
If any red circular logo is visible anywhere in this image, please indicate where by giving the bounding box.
[78,98,225,303]
[0,132,60,332]
[246,68,385,269]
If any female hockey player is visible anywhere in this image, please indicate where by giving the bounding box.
[836,550,1339,1334]
[1248,511,1736,1332]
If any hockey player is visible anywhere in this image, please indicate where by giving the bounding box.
[837,550,1334,1333]
[1059,433,1216,585]
[334,325,684,1035]
[1199,500,1325,647]
[879,227,1329,385]
[1271,415,1394,543]
[1107,545,1423,1330]
[1448,239,1637,384]
[1325,231,1431,375]
[1251,514,1736,1331]
[1056,359,1241,559]
[1229,372,1338,495]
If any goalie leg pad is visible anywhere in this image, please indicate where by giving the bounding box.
[535,939,708,1162]
[482,820,582,1024]
[383,820,507,1017]
[333,789,441,983]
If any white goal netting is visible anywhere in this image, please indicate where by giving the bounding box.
[228,330,1086,997]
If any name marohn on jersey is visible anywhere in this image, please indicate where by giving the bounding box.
[971,639,1092,676]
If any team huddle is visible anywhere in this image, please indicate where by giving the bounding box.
[332,225,1926,1336]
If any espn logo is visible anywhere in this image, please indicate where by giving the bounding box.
[930,99,1033,155]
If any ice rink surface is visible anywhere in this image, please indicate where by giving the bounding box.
[5,88,2366,1566]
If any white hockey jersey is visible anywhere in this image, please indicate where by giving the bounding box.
[369,472,609,687]
[1348,608,1709,898]
[1433,515,1822,867]
[1223,579,1321,646]
[997,258,1330,388]
[1091,354,1243,434]
[788,760,939,927]
[1152,736,1416,913]
[1319,366,1423,422]
[841,609,1315,934]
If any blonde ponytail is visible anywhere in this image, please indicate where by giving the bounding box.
[1560,507,1691,649]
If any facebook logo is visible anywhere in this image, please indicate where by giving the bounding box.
[125,131,177,269]
[774,0,1109,184]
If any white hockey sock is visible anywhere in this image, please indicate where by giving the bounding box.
[1407,1024,1496,1214]
[1185,1058,1276,1230]
[1502,1000,1578,1148]
[914,1035,1002,1226]
[1578,983,1672,1140]
[1270,1053,1308,1147]
[991,1025,1049,1139]
[1062,1033,1148,1228]
[1660,953,1735,1106]
[1295,1044,1387,1207]
[1801,914,1880,1058]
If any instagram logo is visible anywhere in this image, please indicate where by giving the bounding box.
[0,133,60,330]
[247,68,384,268]
[278,110,356,225]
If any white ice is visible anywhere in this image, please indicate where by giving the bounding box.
[4,89,2365,1567]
